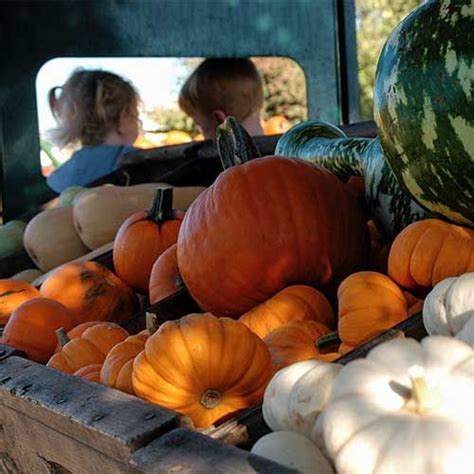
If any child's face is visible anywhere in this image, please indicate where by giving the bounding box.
[119,106,140,145]
[190,109,219,141]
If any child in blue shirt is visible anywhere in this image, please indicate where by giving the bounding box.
[46,69,140,193]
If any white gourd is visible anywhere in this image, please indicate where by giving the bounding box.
[319,336,474,474]
[423,273,474,347]
[251,431,334,474]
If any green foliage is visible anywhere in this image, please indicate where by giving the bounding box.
[356,0,420,120]
[145,107,199,135]
[253,57,308,124]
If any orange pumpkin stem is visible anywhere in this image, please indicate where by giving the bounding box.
[216,117,261,170]
[145,312,159,335]
[316,331,341,350]
[56,327,71,348]
[146,188,175,223]
[200,389,222,409]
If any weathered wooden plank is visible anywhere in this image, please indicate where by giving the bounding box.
[130,428,297,474]
[0,356,179,463]
[0,344,25,362]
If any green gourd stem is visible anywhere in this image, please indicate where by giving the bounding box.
[145,312,159,335]
[147,188,174,223]
[56,327,70,348]
[216,116,261,170]
[316,331,341,349]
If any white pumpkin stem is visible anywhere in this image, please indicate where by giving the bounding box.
[56,327,70,348]
[408,365,439,414]
[200,389,221,409]
[145,312,159,335]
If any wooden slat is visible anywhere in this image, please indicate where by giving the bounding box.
[0,355,179,464]
[130,428,297,473]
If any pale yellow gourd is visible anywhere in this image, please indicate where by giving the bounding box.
[423,273,474,347]
[73,183,206,249]
[23,207,89,272]
[318,336,474,474]
[251,431,334,474]
[262,359,342,442]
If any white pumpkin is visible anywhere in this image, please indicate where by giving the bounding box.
[318,336,474,474]
[423,273,474,347]
[10,268,43,283]
[23,206,89,272]
[457,316,474,347]
[251,431,334,474]
[262,359,342,440]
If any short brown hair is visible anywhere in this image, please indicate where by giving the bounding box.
[48,68,139,147]
[178,58,263,122]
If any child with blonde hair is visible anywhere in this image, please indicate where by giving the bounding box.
[46,68,140,192]
[178,58,264,141]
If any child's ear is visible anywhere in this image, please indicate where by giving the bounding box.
[212,110,227,124]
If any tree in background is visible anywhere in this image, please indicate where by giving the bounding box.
[356,0,420,120]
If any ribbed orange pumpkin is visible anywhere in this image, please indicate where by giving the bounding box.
[2,297,76,363]
[54,321,101,352]
[263,320,339,371]
[113,188,184,293]
[132,313,273,428]
[239,285,334,339]
[388,219,474,291]
[47,322,129,375]
[100,314,159,395]
[338,271,408,347]
[0,279,41,324]
[40,261,136,324]
[73,364,102,383]
[177,119,369,317]
[148,243,181,304]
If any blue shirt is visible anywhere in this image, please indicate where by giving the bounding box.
[46,144,135,193]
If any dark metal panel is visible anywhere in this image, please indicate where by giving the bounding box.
[0,0,356,220]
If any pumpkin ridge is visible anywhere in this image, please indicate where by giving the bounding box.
[0,289,26,298]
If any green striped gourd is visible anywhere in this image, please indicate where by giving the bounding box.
[375,0,474,227]
[276,122,427,238]
[278,0,474,235]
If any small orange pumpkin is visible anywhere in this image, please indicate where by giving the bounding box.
[388,219,474,290]
[2,297,76,363]
[148,244,181,304]
[54,321,102,353]
[132,313,273,428]
[100,313,158,395]
[338,271,408,347]
[40,261,136,324]
[113,188,184,293]
[47,322,129,375]
[73,364,102,383]
[0,279,41,325]
[263,115,291,135]
[239,285,334,339]
[263,320,339,371]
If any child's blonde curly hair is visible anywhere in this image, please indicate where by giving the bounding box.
[48,68,139,147]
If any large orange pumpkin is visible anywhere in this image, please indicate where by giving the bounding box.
[388,219,474,291]
[132,313,273,428]
[239,285,334,339]
[47,322,129,375]
[113,188,184,293]
[337,271,408,347]
[100,313,159,395]
[40,261,136,324]
[0,279,41,325]
[148,244,181,304]
[177,119,369,317]
[263,320,339,371]
[2,298,76,363]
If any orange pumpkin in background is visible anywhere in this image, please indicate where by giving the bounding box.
[2,297,76,363]
[263,115,291,135]
[337,271,408,347]
[263,320,339,371]
[240,285,334,339]
[40,261,136,324]
[47,322,129,376]
[148,244,182,304]
[113,188,184,293]
[388,219,474,291]
[0,279,41,325]
[132,313,273,428]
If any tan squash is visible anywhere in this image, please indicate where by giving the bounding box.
[73,184,205,249]
[23,207,89,272]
